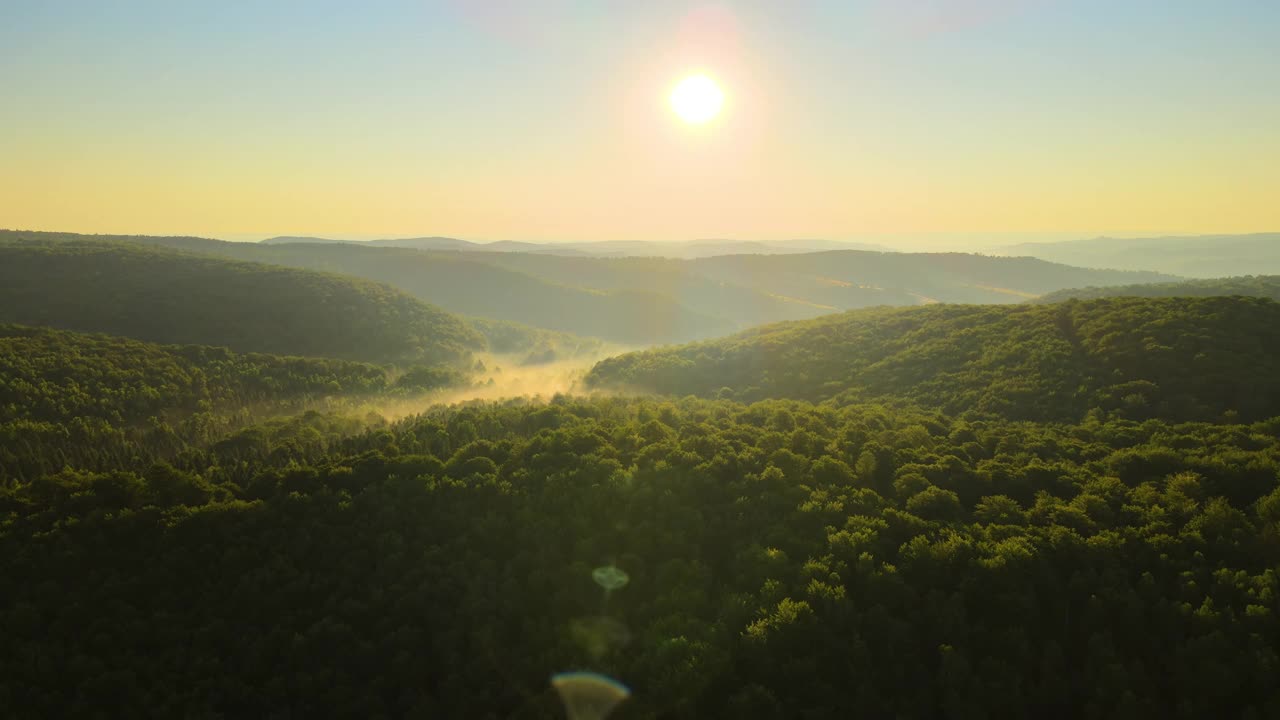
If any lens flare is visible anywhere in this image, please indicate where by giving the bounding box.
[551,672,631,720]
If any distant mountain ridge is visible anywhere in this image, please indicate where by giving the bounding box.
[259,235,893,258]
[0,230,732,345]
[996,233,1280,277]
[263,235,592,255]
[4,230,1179,345]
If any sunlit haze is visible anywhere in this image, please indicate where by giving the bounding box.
[2,1,1277,244]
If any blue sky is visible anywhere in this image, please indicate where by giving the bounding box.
[2,1,1277,245]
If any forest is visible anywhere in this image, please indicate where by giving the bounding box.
[0,230,1173,343]
[0,238,598,368]
[587,296,1280,423]
[0,239,483,367]
[1,231,1278,718]
[1035,275,1280,303]
[0,323,478,483]
[3,397,1279,717]
[7,0,1278,715]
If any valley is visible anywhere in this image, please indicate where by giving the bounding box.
[3,227,1279,718]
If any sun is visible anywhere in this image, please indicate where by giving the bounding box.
[670,74,724,125]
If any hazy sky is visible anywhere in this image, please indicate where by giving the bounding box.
[2,1,1277,246]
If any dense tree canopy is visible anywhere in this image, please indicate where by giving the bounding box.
[1036,275,1280,303]
[0,324,389,425]
[1,396,1278,718]
[3,231,1278,718]
[587,297,1280,423]
[0,324,468,482]
[0,239,484,366]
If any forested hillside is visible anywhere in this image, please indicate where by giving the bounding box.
[687,251,1173,305]
[2,396,1278,717]
[1,231,1178,343]
[233,244,736,344]
[470,252,830,327]
[6,0,1274,716]
[587,297,1280,422]
[0,324,460,481]
[0,231,737,344]
[0,239,484,366]
[4,230,1277,719]
[1036,275,1280,303]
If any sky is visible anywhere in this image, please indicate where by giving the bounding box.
[2,0,1277,247]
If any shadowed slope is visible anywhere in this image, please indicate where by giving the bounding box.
[0,239,483,367]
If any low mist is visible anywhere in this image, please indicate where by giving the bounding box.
[448,352,610,403]
[374,350,628,421]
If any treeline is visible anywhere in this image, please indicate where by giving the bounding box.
[0,239,484,367]
[0,230,1176,344]
[0,325,465,482]
[1,396,1278,717]
[3,231,739,345]
[587,296,1280,423]
[1036,275,1280,303]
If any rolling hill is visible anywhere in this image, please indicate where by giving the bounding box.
[3,231,735,345]
[263,235,593,255]
[197,237,1177,315]
[687,251,1174,306]
[586,296,1280,422]
[196,239,1180,316]
[2,230,1181,345]
[227,243,737,344]
[464,252,834,327]
[259,235,892,258]
[997,233,1280,277]
[1035,275,1280,303]
[0,239,484,367]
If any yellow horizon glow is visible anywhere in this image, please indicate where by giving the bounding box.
[3,3,1278,244]
[2,50,1277,243]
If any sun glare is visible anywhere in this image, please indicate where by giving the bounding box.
[670,74,724,125]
